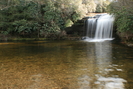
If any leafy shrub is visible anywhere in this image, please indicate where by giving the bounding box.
[96,4,103,13]
[0,0,83,38]
[108,2,133,33]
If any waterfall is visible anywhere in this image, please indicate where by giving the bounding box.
[86,18,97,38]
[84,14,115,42]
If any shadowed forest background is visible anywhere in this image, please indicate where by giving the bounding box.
[0,0,133,42]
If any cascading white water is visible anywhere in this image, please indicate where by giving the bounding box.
[84,14,115,42]
[86,18,97,38]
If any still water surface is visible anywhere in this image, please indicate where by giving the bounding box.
[0,40,133,89]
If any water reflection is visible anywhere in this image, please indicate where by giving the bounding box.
[94,41,126,89]
[0,41,131,89]
[78,41,126,89]
[95,42,112,65]
[96,77,126,89]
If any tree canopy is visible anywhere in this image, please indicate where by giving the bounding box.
[0,0,111,38]
[108,0,133,40]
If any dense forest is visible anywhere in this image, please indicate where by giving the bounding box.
[0,0,110,39]
[0,0,133,41]
[108,0,133,42]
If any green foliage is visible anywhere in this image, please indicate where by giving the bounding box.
[40,1,64,37]
[96,4,103,13]
[0,0,83,38]
[0,1,41,37]
[108,2,133,33]
[95,1,110,13]
[65,19,73,27]
[72,13,81,22]
[83,0,96,13]
[13,20,40,33]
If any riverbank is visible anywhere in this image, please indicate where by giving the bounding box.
[1,36,133,48]
[0,36,82,41]
[0,37,46,41]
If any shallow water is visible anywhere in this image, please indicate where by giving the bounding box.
[0,40,133,89]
